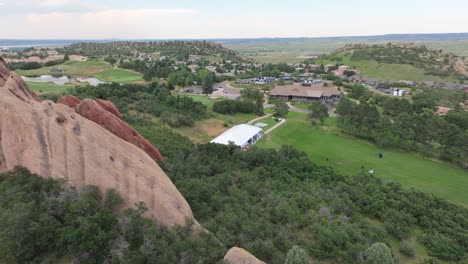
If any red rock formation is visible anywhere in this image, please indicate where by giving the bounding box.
[57,95,81,109]
[96,99,122,119]
[75,99,163,161]
[0,58,195,228]
[57,96,162,161]
[0,57,40,102]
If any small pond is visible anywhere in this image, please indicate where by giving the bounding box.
[21,75,107,86]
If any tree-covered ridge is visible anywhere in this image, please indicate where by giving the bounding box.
[65,83,209,127]
[60,40,245,61]
[166,144,468,263]
[329,43,467,79]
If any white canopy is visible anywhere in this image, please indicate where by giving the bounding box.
[211,124,263,147]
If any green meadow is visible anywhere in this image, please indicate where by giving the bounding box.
[258,112,468,207]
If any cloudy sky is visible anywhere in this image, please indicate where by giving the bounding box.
[0,0,467,39]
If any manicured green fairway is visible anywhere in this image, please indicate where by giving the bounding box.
[26,82,74,93]
[95,69,143,83]
[258,112,468,207]
[16,59,143,83]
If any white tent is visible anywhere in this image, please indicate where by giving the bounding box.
[210,124,263,148]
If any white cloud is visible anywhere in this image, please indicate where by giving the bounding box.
[40,0,75,7]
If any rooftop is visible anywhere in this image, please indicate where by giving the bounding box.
[210,124,262,147]
[270,83,340,98]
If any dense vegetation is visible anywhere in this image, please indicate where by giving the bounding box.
[0,167,224,263]
[68,83,209,127]
[165,144,468,263]
[60,41,243,61]
[337,84,468,167]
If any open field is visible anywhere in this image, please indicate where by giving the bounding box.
[258,111,468,207]
[316,52,451,82]
[15,59,143,83]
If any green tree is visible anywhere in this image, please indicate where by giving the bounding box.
[202,74,213,94]
[284,245,310,264]
[274,101,289,118]
[362,243,394,264]
[308,102,329,125]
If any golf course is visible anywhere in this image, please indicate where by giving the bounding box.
[258,111,468,207]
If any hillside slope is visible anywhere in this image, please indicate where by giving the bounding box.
[317,43,468,82]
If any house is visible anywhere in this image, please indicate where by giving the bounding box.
[463,86,468,93]
[211,124,264,149]
[332,65,350,76]
[269,83,341,101]
[309,64,320,71]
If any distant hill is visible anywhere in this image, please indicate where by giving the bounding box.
[60,41,246,62]
[316,43,468,82]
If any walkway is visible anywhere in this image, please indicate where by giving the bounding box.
[264,119,287,135]
[247,113,286,135]
[247,113,272,125]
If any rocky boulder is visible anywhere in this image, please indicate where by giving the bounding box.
[57,96,162,161]
[57,95,81,109]
[0,58,196,228]
[224,247,266,264]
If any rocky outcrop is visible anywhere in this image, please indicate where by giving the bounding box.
[0,57,196,228]
[57,95,81,110]
[96,99,122,119]
[57,96,163,161]
[224,247,266,264]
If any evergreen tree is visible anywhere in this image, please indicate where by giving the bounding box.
[362,243,394,264]
[284,245,310,264]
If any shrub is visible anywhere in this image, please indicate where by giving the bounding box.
[399,241,415,257]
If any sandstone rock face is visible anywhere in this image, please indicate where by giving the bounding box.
[57,96,163,161]
[0,58,196,228]
[96,99,122,119]
[57,95,81,110]
[224,247,266,264]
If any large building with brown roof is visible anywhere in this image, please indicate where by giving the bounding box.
[269,82,342,101]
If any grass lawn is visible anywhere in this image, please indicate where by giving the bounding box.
[26,82,74,93]
[16,59,143,83]
[253,116,280,131]
[291,102,310,110]
[182,95,214,107]
[258,112,468,207]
